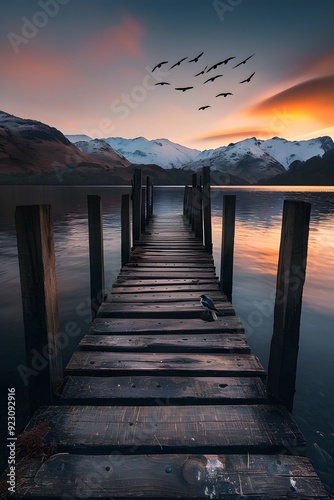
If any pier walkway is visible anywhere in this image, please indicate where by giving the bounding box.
[13,214,330,498]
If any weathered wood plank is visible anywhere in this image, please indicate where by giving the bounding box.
[89,317,245,334]
[113,279,220,289]
[14,454,330,499]
[111,284,221,294]
[65,352,265,378]
[117,272,218,280]
[124,262,215,268]
[78,333,250,353]
[25,404,306,454]
[106,291,226,303]
[61,375,268,405]
[96,300,234,318]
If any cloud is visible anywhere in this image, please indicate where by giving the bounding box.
[85,15,145,62]
[196,129,274,143]
[249,75,334,126]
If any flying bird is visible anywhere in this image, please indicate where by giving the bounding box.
[175,86,194,92]
[189,52,204,63]
[200,294,222,320]
[204,75,223,83]
[152,61,168,72]
[233,54,255,68]
[155,82,170,86]
[207,57,235,72]
[198,105,211,110]
[240,72,255,83]
[216,92,233,97]
[169,57,188,69]
[194,65,208,76]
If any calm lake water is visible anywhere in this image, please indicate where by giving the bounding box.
[0,185,333,492]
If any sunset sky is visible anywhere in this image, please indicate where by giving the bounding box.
[1,0,334,149]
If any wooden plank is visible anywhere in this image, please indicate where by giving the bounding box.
[124,262,215,268]
[15,454,330,499]
[89,317,245,334]
[96,300,234,318]
[113,278,220,288]
[111,283,221,294]
[78,333,250,353]
[65,352,265,378]
[117,272,218,280]
[106,292,227,303]
[25,404,306,454]
[61,375,268,405]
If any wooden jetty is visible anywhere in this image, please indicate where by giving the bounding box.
[5,175,331,499]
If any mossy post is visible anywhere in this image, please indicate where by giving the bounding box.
[15,204,63,412]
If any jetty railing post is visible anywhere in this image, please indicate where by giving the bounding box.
[191,173,197,231]
[141,187,146,233]
[193,185,203,242]
[121,194,131,268]
[202,166,212,253]
[220,195,236,302]
[15,204,63,411]
[146,176,151,225]
[150,182,154,216]
[88,195,105,319]
[267,200,311,412]
[132,168,142,244]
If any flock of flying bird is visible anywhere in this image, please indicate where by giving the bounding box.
[151,51,255,110]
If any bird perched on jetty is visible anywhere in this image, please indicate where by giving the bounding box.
[200,294,222,320]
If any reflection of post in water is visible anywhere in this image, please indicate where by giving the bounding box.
[268,200,311,412]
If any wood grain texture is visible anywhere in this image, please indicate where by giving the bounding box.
[65,352,265,378]
[14,454,330,499]
[89,317,245,334]
[78,333,250,353]
[61,375,268,405]
[25,404,306,454]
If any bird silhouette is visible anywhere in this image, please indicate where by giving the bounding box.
[198,105,211,110]
[240,72,255,83]
[189,52,204,63]
[216,92,233,97]
[152,61,168,72]
[175,86,194,92]
[194,65,208,76]
[204,75,223,83]
[233,54,255,68]
[207,57,235,72]
[155,82,170,86]
[169,57,188,69]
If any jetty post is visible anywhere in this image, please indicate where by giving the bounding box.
[202,166,212,253]
[121,194,131,267]
[268,200,311,411]
[87,195,105,319]
[220,195,236,302]
[15,204,63,411]
[132,168,142,244]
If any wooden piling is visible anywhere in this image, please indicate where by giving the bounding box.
[193,185,203,241]
[150,182,154,216]
[267,200,311,412]
[202,166,212,254]
[121,194,131,267]
[132,169,142,243]
[88,195,105,319]
[15,204,63,411]
[141,187,146,233]
[146,176,151,225]
[220,195,236,302]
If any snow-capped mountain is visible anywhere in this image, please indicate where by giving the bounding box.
[103,136,200,169]
[192,136,334,170]
[75,139,131,167]
[66,134,93,143]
